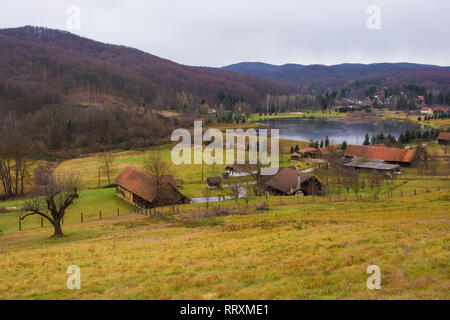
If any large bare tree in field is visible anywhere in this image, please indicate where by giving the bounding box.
[0,130,35,198]
[144,152,173,206]
[20,168,80,237]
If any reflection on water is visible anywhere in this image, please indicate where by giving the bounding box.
[263,118,425,145]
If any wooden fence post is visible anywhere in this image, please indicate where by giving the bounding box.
[41,218,43,228]
[99,210,102,220]
[81,213,83,223]
[19,220,21,231]
[117,208,120,216]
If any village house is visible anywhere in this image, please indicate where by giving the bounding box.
[299,147,317,158]
[431,106,450,114]
[437,132,450,145]
[290,152,300,161]
[223,164,260,178]
[262,166,323,196]
[421,107,434,116]
[115,167,190,209]
[206,176,222,188]
[316,147,345,159]
[344,145,417,167]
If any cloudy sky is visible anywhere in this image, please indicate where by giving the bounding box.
[1,0,449,67]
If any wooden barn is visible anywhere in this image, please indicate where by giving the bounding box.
[207,176,222,188]
[344,145,417,167]
[262,166,322,196]
[115,167,190,209]
[438,132,450,145]
[299,147,317,158]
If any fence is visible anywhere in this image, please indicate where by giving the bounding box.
[14,185,447,232]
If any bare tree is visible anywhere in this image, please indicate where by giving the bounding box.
[228,183,241,205]
[428,150,440,177]
[350,170,361,198]
[98,152,115,185]
[144,152,173,206]
[203,188,212,209]
[0,130,35,197]
[368,171,384,200]
[20,169,80,237]
[341,168,353,195]
[243,181,254,209]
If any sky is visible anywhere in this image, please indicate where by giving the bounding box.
[0,0,449,67]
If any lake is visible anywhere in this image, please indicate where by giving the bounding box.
[263,118,425,145]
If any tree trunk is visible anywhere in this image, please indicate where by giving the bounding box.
[52,219,64,237]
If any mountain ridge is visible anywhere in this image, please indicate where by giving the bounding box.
[221,61,450,91]
[0,26,291,115]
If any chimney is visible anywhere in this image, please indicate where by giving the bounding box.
[297,172,301,189]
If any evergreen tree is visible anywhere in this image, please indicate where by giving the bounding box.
[363,133,370,145]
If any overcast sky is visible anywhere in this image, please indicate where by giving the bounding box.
[1,0,449,67]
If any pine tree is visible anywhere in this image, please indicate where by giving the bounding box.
[363,133,370,145]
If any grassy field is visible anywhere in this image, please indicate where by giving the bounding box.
[0,126,448,300]
[55,140,312,196]
[382,110,450,130]
[0,189,448,299]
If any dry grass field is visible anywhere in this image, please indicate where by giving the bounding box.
[0,190,448,299]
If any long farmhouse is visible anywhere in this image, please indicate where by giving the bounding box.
[116,167,190,209]
[344,145,418,167]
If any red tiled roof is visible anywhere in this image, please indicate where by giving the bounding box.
[291,152,300,157]
[438,132,450,141]
[345,145,416,163]
[300,147,317,153]
[115,166,180,203]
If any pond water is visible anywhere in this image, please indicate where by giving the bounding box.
[263,118,425,145]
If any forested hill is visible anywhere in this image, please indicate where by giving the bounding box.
[222,62,450,92]
[0,26,290,115]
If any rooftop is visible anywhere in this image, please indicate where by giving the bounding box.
[345,145,416,163]
[343,159,400,171]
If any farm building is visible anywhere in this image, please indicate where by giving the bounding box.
[421,107,434,116]
[290,152,300,161]
[207,176,222,188]
[316,147,345,159]
[344,145,417,167]
[115,167,190,209]
[343,159,400,174]
[223,164,260,178]
[437,132,450,145]
[299,147,317,158]
[262,166,322,196]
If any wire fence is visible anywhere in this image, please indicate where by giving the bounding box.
[13,184,447,232]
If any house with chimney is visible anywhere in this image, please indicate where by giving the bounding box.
[262,166,322,196]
